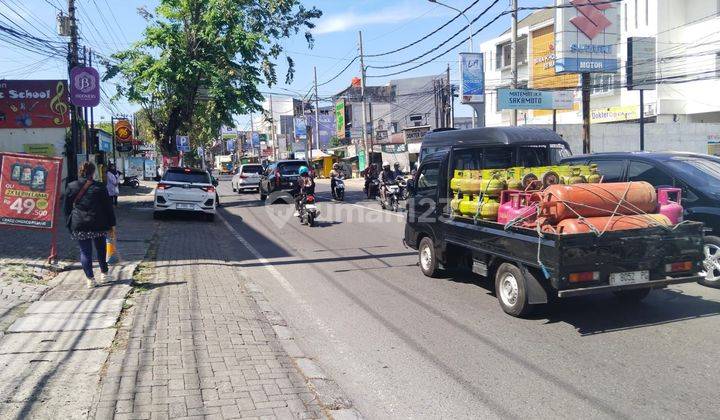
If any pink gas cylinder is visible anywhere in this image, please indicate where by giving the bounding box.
[657,187,683,224]
[497,190,536,225]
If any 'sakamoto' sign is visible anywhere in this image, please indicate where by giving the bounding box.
[0,80,70,129]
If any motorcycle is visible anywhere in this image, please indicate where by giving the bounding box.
[365,178,380,199]
[298,193,320,226]
[396,176,409,200]
[380,183,401,212]
[120,174,140,189]
[332,177,345,201]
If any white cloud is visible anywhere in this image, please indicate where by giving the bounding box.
[312,2,441,35]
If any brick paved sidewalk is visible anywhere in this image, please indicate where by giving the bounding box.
[94,217,326,419]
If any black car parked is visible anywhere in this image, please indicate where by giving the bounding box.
[259,160,308,201]
[562,152,720,288]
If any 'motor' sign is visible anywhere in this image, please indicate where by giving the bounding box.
[554,0,620,74]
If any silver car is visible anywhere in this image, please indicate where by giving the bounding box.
[231,163,263,193]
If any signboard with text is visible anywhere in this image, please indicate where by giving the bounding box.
[555,0,620,73]
[497,88,574,110]
[0,80,70,129]
[459,52,484,103]
[176,135,190,152]
[335,99,346,137]
[531,25,579,89]
[0,153,62,229]
[70,66,100,107]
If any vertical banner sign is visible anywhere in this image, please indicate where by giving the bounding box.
[226,139,235,152]
[555,0,620,74]
[335,99,346,137]
[294,117,307,139]
[0,153,62,229]
[0,80,70,129]
[459,52,484,103]
[627,37,657,90]
[70,66,100,107]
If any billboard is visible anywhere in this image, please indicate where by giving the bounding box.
[70,66,100,107]
[627,37,656,90]
[294,117,307,138]
[497,89,574,110]
[0,153,62,229]
[0,80,70,129]
[459,52,484,103]
[531,25,579,89]
[335,100,346,137]
[307,114,335,148]
[555,0,620,74]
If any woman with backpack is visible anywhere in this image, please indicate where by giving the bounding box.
[64,162,117,288]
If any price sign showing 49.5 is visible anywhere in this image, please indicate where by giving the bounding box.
[0,153,61,229]
[9,197,40,215]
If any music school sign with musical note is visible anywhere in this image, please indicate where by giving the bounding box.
[0,80,71,129]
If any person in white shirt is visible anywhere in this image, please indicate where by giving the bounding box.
[106,163,120,206]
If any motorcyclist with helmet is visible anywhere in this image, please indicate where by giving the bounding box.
[379,161,397,203]
[329,162,345,199]
[392,162,404,179]
[363,163,379,198]
[292,166,315,217]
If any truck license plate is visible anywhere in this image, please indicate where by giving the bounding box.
[177,203,194,210]
[609,270,650,286]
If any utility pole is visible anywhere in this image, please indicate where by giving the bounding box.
[446,64,451,128]
[582,73,591,153]
[268,93,277,161]
[67,0,79,181]
[249,113,258,160]
[510,0,518,127]
[358,30,370,170]
[313,66,320,154]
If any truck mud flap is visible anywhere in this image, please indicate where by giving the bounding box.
[519,264,549,305]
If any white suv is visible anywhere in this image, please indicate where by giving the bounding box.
[154,167,217,221]
[231,163,263,192]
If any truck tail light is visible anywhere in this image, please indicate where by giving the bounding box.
[568,271,600,283]
[665,261,693,273]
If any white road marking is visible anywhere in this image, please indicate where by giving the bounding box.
[217,211,342,342]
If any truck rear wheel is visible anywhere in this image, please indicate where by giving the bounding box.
[418,237,441,278]
[495,263,532,317]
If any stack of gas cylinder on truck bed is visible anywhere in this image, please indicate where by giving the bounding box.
[449,165,684,235]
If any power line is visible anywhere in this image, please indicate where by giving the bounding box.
[365,0,484,58]
[367,0,502,70]
[316,56,359,87]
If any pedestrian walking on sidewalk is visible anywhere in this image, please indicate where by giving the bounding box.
[106,163,120,206]
[64,162,117,288]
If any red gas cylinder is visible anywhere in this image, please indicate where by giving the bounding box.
[657,187,683,224]
[536,181,657,223]
[554,214,671,235]
[497,190,536,225]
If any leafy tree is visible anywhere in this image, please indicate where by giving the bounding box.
[104,0,321,156]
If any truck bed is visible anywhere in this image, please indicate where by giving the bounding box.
[437,216,705,294]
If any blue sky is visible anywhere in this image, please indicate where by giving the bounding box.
[1,0,548,130]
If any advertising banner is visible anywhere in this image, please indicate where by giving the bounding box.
[555,0,620,74]
[335,100,346,137]
[98,131,113,152]
[226,139,235,152]
[70,66,100,107]
[497,89,574,110]
[144,159,156,179]
[22,144,56,156]
[627,37,656,90]
[0,80,70,129]
[459,52,484,103]
[0,153,62,229]
[531,25,579,89]
[125,157,145,178]
[307,114,335,148]
[294,117,307,138]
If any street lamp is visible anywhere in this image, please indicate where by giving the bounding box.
[428,0,473,52]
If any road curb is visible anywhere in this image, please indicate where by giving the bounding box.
[246,280,363,420]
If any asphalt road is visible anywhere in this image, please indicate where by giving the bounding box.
[214,177,720,419]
